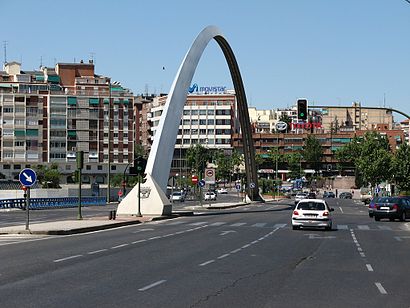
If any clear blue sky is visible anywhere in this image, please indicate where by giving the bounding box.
[2,0,410,120]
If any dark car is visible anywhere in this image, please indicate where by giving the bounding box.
[368,197,381,218]
[323,191,335,198]
[339,192,353,199]
[373,196,410,222]
[307,192,316,199]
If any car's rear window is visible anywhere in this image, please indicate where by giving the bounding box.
[298,202,325,211]
[379,197,399,203]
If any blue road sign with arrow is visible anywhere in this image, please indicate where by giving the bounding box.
[198,179,206,188]
[19,168,37,187]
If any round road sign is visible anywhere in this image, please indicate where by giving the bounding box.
[198,179,206,187]
[191,175,198,184]
[206,169,214,177]
[19,168,37,187]
[249,182,256,189]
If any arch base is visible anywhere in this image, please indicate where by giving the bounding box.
[116,173,172,217]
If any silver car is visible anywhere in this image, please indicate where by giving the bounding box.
[294,192,308,205]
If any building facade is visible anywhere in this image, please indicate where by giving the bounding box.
[0,61,134,183]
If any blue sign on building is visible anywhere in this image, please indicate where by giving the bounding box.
[19,168,37,187]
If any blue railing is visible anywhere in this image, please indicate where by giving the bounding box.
[0,197,107,210]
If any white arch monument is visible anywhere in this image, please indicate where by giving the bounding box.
[117,25,260,216]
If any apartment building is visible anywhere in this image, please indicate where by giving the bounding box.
[0,61,134,183]
[139,91,237,176]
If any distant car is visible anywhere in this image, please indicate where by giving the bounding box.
[292,199,334,230]
[170,192,185,202]
[339,192,353,199]
[216,188,228,194]
[323,191,335,198]
[294,192,308,205]
[307,192,317,199]
[373,196,410,222]
[204,192,217,201]
[368,197,381,218]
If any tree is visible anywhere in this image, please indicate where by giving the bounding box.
[286,153,303,180]
[302,135,323,172]
[267,147,282,180]
[392,143,410,193]
[278,114,292,133]
[34,164,61,188]
[214,149,231,183]
[186,144,210,177]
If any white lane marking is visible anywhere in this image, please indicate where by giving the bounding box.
[360,252,366,257]
[53,255,83,263]
[252,223,267,228]
[132,228,154,234]
[274,224,287,228]
[378,226,392,231]
[111,243,129,249]
[209,222,226,226]
[339,207,344,213]
[87,249,108,255]
[132,239,147,244]
[230,223,246,227]
[337,225,348,230]
[230,248,241,254]
[217,254,230,259]
[189,222,208,226]
[357,247,363,252]
[138,280,167,291]
[358,225,370,230]
[366,264,374,272]
[148,236,161,240]
[242,244,251,248]
[219,230,236,236]
[199,260,215,266]
[375,282,387,294]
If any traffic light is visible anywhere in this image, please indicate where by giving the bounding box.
[297,99,308,121]
[135,156,147,176]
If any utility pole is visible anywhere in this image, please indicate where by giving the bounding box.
[106,81,111,203]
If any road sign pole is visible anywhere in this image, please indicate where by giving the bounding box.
[25,187,30,231]
[136,176,142,217]
[78,167,82,220]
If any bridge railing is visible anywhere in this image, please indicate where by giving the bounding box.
[0,197,107,210]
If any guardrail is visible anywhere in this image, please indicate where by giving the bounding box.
[0,197,107,210]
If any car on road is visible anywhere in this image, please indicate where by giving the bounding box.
[373,196,410,222]
[368,197,381,218]
[204,191,217,201]
[307,192,317,199]
[294,192,308,205]
[292,199,334,230]
[323,191,335,198]
[170,191,185,202]
[339,192,353,199]
[216,188,228,194]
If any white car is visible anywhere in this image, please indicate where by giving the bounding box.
[216,188,228,194]
[292,199,334,230]
[204,192,217,201]
[170,192,185,202]
[294,192,308,205]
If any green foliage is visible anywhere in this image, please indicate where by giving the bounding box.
[34,164,61,188]
[302,135,323,171]
[392,143,410,193]
[286,153,303,179]
[186,144,210,177]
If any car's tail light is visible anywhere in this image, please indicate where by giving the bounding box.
[323,211,329,216]
[293,210,299,215]
[393,204,398,210]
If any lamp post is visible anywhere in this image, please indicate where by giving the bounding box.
[106,80,112,203]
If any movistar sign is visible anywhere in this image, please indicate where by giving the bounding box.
[188,83,226,94]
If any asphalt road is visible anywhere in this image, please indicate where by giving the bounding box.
[1,198,410,307]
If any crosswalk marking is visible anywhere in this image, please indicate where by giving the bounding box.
[252,223,267,228]
[230,223,247,227]
[358,225,370,230]
[188,222,208,226]
[209,222,226,226]
[337,225,349,230]
[378,226,392,231]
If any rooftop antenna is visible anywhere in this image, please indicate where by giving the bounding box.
[3,40,8,64]
[89,52,95,63]
[40,56,43,68]
[383,93,386,108]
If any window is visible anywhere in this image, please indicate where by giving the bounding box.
[97,165,103,170]
[86,165,91,170]
[14,164,21,170]
[111,165,116,171]
[3,165,10,169]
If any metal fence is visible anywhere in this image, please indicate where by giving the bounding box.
[0,197,107,210]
